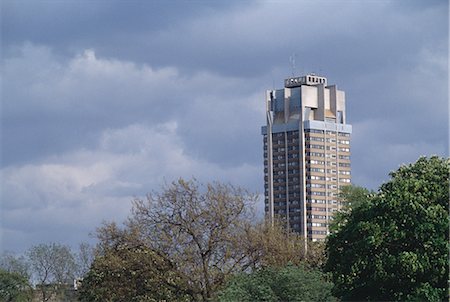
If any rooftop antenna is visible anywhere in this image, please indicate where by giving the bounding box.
[289,53,297,77]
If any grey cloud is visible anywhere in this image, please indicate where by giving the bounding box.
[1,1,447,253]
[2,45,268,169]
[1,0,250,53]
[1,121,262,252]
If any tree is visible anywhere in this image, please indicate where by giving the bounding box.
[0,268,33,302]
[81,178,327,301]
[0,252,30,280]
[127,179,258,301]
[329,185,373,233]
[27,243,77,302]
[75,242,95,278]
[218,264,336,302]
[325,156,449,301]
[79,223,192,302]
[245,219,326,270]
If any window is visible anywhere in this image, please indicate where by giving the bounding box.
[307,167,325,173]
[306,152,325,157]
[306,183,326,188]
[308,214,327,220]
[309,230,327,235]
[338,132,350,137]
[306,144,324,149]
[307,198,326,204]
[305,129,324,134]
[308,222,327,227]
[307,175,326,181]
[309,191,326,196]
[308,160,325,165]
[306,136,325,142]
[307,206,326,212]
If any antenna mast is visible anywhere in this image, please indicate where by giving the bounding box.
[289,53,297,77]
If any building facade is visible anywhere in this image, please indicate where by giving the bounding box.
[262,74,352,242]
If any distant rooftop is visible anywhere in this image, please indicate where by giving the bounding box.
[284,74,327,88]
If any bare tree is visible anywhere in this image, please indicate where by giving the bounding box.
[0,252,30,279]
[27,243,76,302]
[75,242,95,278]
[129,178,257,301]
[245,219,326,269]
[81,178,326,301]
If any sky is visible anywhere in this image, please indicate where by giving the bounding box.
[1,0,448,254]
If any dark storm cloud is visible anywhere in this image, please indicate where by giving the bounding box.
[1,1,237,45]
[1,0,447,253]
[1,0,254,66]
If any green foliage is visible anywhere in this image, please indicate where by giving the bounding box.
[0,268,32,302]
[330,185,373,233]
[325,156,449,301]
[218,264,336,302]
[339,185,373,211]
[78,224,193,302]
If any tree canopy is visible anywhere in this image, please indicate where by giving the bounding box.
[81,179,259,301]
[78,224,192,302]
[0,268,33,302]
[79,179,327,301]
[27,243,77,301]
[325,156,449,301]
[218,264,336,302]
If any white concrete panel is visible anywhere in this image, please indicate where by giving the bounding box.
[324,89,331,109]
[336,90,346,111]
[301,86,318,108]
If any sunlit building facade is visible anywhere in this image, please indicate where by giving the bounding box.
[262,74,352,241]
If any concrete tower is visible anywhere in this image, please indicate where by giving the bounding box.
[262,74,352,242]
